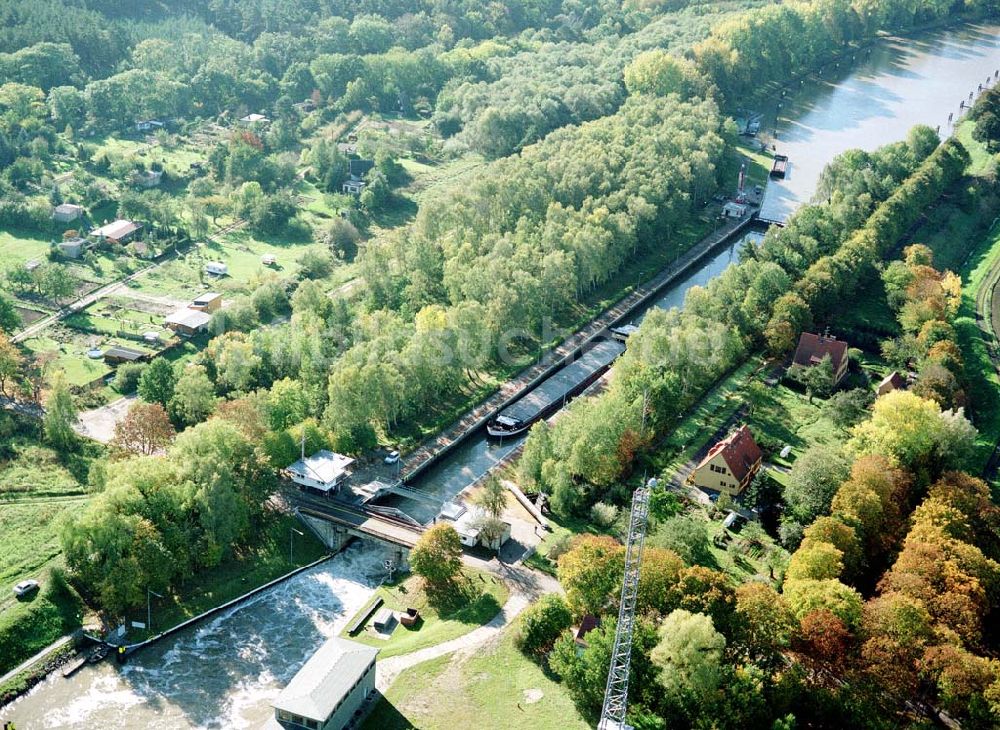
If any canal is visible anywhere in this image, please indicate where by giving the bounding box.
[5,20,1000,730]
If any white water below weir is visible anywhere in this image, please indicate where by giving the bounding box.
[5,20,1000,730]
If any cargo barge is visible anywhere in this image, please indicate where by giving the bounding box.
[486,339,625,438]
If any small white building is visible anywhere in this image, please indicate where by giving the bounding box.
[130,169,163,188]
[443,504,511,550]
[722,201,748,219]
[58,236,87,259]
[261,253,277,266]
[52,203,84,223]
[286,450,355,493]
[272,637,377,730]
[135,120,164,132]
[240,113,270,126]
[204,261,228,276]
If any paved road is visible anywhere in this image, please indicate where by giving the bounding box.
[75,394,136,443]
[0,634,73,688]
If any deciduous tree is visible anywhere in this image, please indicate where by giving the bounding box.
[410,523,463,589]
[110,401,175,457]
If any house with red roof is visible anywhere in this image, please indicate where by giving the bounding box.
[876,370,906,396]
[792,332,849,385]
[688,425,763,496]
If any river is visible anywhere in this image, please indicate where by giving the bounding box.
[5,20,1000,730]
[759,22,1000,222]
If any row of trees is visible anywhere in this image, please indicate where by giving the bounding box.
[881,244,966,409]
[764,137,971,353]
[690,0,984,105]
[518,129,951,518]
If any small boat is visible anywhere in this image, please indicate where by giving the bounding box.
[770,155,788,179]
[62,655,88,678]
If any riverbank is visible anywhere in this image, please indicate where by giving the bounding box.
[400,214,763,483]
[0,511,329,711]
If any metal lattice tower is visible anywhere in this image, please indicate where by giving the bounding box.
[597,484,651,730]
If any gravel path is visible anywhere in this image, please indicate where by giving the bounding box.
[375,560,560,693]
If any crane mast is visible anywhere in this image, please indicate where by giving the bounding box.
[597,483,652,730]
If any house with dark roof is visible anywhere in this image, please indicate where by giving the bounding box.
[342,159,375,196]
[103,346,147,365]
[575,614,601,649]
[688,425,762,496]
[877,370,906,396]
[792,332,849,385]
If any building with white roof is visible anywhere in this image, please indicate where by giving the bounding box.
[52,203,84,223]
[286,450,355,493]
[164,307,212,336]
[272,636,377,730]
[91,219,141,243]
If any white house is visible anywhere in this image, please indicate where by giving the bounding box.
[239,113,270,126]
[722,201,748,218]
[272,637,377,730]
[58,236,87,259]
[130,169,163,189]
[286,450,355,493]
[165,308,212,336]
[204,261,228,276]
[443,504,511,550]
[52,203,84,223]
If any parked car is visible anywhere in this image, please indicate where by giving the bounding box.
[384,450,400,465]
[13,579,39,597]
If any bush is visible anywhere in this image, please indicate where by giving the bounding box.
[650,514,713,567]
[297,248,335,280]
[590,502,619,528]
[112,362,147,394]
[546,532,573,562]
[513,594,573,658]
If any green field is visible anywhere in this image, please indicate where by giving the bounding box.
[0,440,91,599]
[0,229,51,267]
[363,634,588,730]
[341,567,509,659]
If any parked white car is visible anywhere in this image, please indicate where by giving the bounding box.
[13,579,39,597]
[384,450,400,465]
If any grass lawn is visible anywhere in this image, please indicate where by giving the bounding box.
[126,511,328,642]
[0,434,97,677]
[0,229,51,267]
[745,380,847,456]
[651,359,761,478]
[21,333,112,388]
[0,440,93,600]
[363,633,588,730]
[341,567,508,659]
[524,513,606,576]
